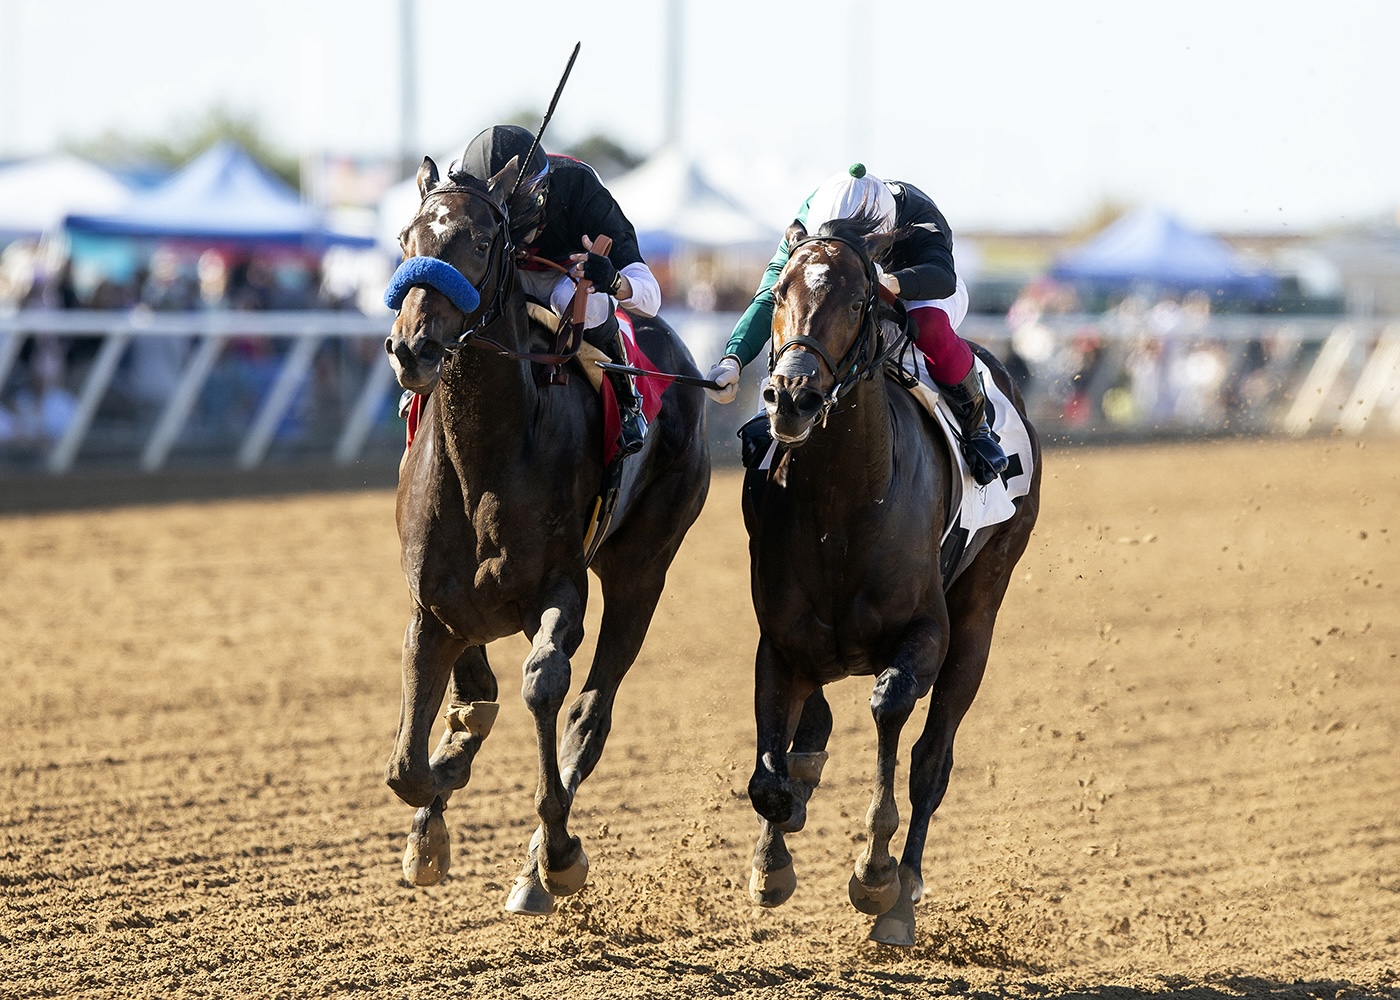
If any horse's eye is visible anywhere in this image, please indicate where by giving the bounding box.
[474,240,490,256]
[850,300,862,313]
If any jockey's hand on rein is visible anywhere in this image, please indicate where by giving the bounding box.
[705,356,741,404]
[580,252,622,295]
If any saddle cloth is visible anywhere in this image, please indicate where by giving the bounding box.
[896,350,1035,583]
[403,307,667,465]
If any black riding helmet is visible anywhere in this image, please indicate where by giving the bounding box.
[457,125,550,246]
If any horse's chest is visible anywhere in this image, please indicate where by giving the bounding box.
[755,519,933,679]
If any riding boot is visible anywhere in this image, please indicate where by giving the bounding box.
[938,365,1010,486]
[590,317,647,457]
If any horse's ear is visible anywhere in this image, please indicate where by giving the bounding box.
[487,155,522,202]
[864,228,898,265]
[784,220,808,249]
[416,157,440,201]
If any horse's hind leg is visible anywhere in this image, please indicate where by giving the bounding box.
[851,620,942,919]
[750,689,831,907]
[426,646,499,792]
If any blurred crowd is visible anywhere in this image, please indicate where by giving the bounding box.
[1004,280,1307,434]
[0,240,380,453]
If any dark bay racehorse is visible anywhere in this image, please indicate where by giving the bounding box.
[383,153,710,914]
[743,216,1040,946]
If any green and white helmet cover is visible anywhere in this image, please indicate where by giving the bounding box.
[802,163,896,235]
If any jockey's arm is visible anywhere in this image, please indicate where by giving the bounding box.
[723,236,795,367]
[613,262,660,318]
[887,223,957,302]
[723,189,820,368]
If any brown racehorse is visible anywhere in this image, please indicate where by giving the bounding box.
[382,154,710,915]
[742,214,1041,946]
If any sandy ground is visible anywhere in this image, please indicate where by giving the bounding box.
[1,438,1397,999]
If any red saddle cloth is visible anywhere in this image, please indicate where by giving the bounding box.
[403,310,669,464]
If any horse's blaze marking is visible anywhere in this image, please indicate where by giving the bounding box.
[427,203,454,238]
[803,263,831,292]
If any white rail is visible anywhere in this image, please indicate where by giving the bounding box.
[0,308,1395,475]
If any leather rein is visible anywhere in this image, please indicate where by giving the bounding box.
[769,234,910,422]
[417,183,584,368]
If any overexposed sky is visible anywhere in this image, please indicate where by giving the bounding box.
[1,0,1396,232]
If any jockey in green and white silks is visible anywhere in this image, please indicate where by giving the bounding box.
[706,164,1009,485]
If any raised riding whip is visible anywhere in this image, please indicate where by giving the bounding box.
[509,41,582,203]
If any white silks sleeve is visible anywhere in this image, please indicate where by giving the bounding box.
[617,262,661,318]
[547,261,662,330]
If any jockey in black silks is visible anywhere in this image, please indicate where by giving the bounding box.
[706,163,1009,485]
[456,124,657,456]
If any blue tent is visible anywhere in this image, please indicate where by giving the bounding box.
[1049,206,1276,301]
[65,142,373,248]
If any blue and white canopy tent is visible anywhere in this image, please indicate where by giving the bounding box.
[65,142,373,249]
[1048,206,1277,304]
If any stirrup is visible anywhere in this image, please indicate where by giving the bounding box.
[616,406,647,457]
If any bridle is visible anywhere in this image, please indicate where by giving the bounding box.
[768,234,911,424]
[412,182,584,368]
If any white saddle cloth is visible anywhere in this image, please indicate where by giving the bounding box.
[896,349,1035,566]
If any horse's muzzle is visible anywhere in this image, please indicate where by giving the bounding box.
[386,320,447,392]
[764,374,825,446]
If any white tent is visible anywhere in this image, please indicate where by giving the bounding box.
[376,146,778,256]
[0,154,133,242]
[608,147,776,254]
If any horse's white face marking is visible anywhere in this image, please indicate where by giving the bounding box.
[803,263,830,293]
[427,203,454,238]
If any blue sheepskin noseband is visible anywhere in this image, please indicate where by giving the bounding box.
[383,256,481,316]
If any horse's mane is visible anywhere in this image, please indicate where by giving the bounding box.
[442,164,493,192]
[812,212,897,267]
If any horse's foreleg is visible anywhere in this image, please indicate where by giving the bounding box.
[750,692,831,909]
[851,622,942,919]
[386,606,465,805]
[385,606,466,886]
[505,582,586,916]
[874,556,1018,945]
[748,639,814,907]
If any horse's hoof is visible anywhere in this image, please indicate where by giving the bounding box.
[848,870,901,915]
[749,862,796,907]
[869,909,916,947]
[504,871,555,915]
[402,800,450,886]
[869,865,919,946]
[539,840,589,897]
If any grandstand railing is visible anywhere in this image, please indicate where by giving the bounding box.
[1,309,1396,475]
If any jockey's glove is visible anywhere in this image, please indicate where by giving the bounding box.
[581,252,622,295]
[705,355,742,404]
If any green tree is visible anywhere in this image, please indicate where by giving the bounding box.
[65,105,301,191]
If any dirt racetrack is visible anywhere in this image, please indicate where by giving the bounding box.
[2,437,1398,999]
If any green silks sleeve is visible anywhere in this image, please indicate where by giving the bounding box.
[722,191,815,368]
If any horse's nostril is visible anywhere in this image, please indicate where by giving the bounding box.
[795,388,824,414]
[762,385,779,406]
[385,336,394,356]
